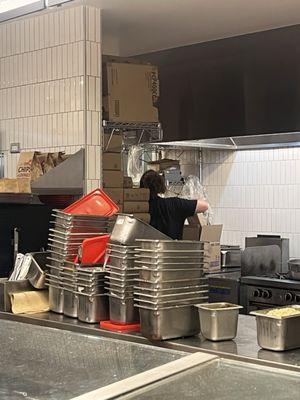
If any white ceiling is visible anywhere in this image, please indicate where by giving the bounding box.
[98,0,300,55]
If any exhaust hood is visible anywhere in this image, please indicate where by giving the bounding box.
[157,132,300,150]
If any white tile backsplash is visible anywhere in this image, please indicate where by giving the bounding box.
[203,147,300,257]
[0,4,102,187]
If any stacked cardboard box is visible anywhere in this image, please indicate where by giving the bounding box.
[123,188,150,223]
[103,134,123,200]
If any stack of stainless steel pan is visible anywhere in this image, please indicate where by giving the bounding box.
[46,209,110,316]
[76,266,108,323]
[45,262,108,323]
[134,239,209,340]
[105,243,139,324]
[47,209,110,262]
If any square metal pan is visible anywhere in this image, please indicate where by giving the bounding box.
[137,239,205,251]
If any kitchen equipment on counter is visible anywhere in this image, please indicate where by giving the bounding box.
[207,270,241,304]
[251,306,300,351]
[240,275,300,314]
[220,245,241,268]
[109,214,170,246]
[195,302,243,341]
[105,243,139,324]
[288,259,300,280]
[0,278,32,311]
[245,235,289,273]
[134,239,208,340]
[26,251,50,289]
[46,261,108,322]
[241,245,281,276]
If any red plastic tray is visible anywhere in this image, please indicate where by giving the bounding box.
[75,234,110,264]
[63,189,119,216]
[100,320,140,333]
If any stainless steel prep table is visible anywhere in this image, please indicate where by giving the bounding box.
[1,312,300,372]
[0,318,184,399]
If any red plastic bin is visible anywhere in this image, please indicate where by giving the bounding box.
[63,189,119,216]
[75,234,110,264]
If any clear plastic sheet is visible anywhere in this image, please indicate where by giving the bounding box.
[164,176,213,223]
[127,145,145,186]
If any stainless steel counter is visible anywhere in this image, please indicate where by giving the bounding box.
[2,312,300,372]
[0,318,184,399]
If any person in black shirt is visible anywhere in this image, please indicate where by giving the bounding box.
[140,170,208,240]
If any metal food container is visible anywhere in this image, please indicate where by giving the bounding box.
[109,295,139,324]
[48,285,64,314]
[137,267,204,281]
[137,239,204,251]
[63,289,78,318]
[110,214,170,245]
[26,251,50,289]
[196,302,243,341]
[138,305,200,340]
[251,306,300,351]
[135,278,208,290]
[78,293,109,323]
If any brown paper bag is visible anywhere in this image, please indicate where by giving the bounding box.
[10,290,49,314]
[16,151,43,182]
[0,179,19,193]
[17,178,31,193]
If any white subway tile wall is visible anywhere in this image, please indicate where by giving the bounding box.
[0,4,102,192]
[202,148,300,257]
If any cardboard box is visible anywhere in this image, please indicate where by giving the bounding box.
[103,170,123,188]
[200,225,223,273]
[104,134,122,153]
[104,188,124,206]
[123,176,133,189]
[147,158,180,172]
[133,213,151,224]
[103,153,122,171]
[103,62,159,123]
[123,188,150,202]
[0,178,31,193]
[123,201,149,213]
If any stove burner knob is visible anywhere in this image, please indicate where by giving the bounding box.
[295,295,300,303]
[262,290,272,299]
[253,289,261,298]
[285,292,294,302]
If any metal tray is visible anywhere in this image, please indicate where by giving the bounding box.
[78,293,109,323]
[196,303,243,341]
[49,228,104,237]
[135,296,208,307]
[137,268,204,281]
[107,243,136,252]
[135,260,204,270]
[53,209,110,220]
[63,289,78,318]
[109,295,139,324]
[251,306,300,351]
[135,278,208,290]
[138,305,200,340]
[135,249,205,257]
[49,285,64,313]
[134,285,208,295]
[137,239,204,251]
[26,252,50,289]
[110,214,170,245]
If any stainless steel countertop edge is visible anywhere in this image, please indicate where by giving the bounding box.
[1,311,300,373]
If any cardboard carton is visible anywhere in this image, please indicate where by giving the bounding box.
[123,176,133,189]
[123,188,150,202]
[103,170,123,188]
[123,201,149,213]
[103,62,159,123]
[200,225,223,273]
[104,134,122,153]
[104,188,124,206]
[133,213,151,224]
[0,178,31,193]
[103,153,122,171]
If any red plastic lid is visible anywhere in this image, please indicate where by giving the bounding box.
[63,189,119,216]
[75,234,110,264]
[100,321,140,332]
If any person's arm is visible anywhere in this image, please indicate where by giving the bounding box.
[195,199,209,213]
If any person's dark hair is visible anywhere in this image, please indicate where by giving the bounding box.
[140,170,166,196]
